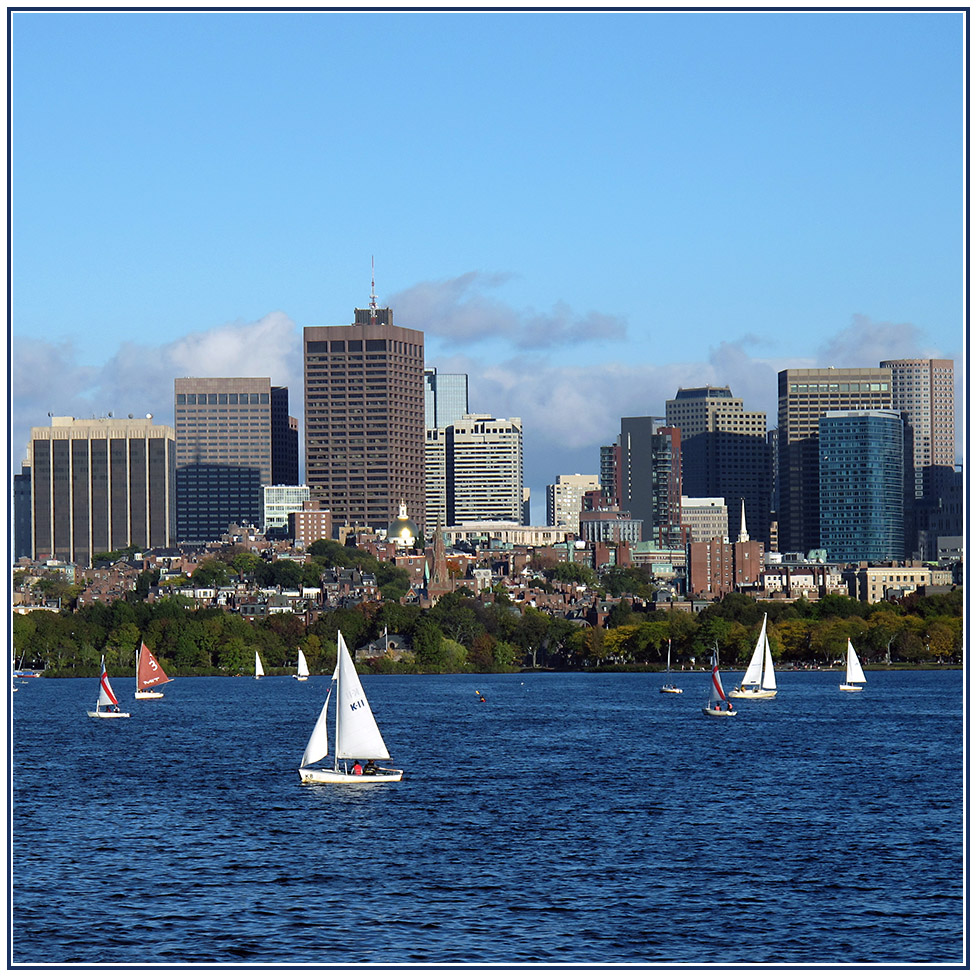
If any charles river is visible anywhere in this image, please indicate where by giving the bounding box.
[11,668,963,966]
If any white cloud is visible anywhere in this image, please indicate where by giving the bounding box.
[389,272,628,349]
[10,312,302,461]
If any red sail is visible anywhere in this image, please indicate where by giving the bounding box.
[137,642,171,690]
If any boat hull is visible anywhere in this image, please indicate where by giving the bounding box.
[839,684,864,692]
[87,710,131,719]
[727,687,776,699]
[294,676,308,681]
[135,690,164,699]
[299,766,403,784]
[659,687,683,694]
[702,707,737,718]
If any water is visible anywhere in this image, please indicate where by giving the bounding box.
[11,670,964,965]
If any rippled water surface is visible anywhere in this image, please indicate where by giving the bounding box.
[11,669,964,965]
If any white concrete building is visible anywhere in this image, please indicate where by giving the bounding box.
[546,474,600,530]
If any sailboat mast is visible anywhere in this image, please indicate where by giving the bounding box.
[333,632,342,772]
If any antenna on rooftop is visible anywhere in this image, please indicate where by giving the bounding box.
[369,256,378,321]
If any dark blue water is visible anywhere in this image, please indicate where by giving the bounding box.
[10,669,963,965]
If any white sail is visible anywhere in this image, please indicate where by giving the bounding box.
[708,655,729,708]
[334,632,390,760]
[255,651,265,678]
[761,632,777,691]
[300,689,332,767]
[296,648,310,678]
[846,640,867,685]
[740,614,767,687]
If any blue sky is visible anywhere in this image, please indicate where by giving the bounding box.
[10,8,966,521]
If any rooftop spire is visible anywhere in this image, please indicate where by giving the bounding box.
[737,498,749,543]
[369,256,378,321]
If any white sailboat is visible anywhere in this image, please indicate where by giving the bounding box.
[294,648,310,681]
[88,656,130,719]
[728,613,777,699]
[255,650,265,679]
[299,631,403,784]
[702,647,736,718]
[135,641,172,699]
[659,639,683,694]
[839,639,867,692]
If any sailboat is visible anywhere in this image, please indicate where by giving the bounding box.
[135,641,172,699]
[839,639,867,692]
[88,656,130,719]
[659,639,683,694]
[255,650,265,679]
[702,647,736,718]
[299,631,403,784]
[294,647,310,681]
[728,614,777,699]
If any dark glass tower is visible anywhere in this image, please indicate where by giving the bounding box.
[819,409,904,562]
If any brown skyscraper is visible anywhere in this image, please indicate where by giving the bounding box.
[304,305,425,531]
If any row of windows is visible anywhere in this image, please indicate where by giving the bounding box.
[306,339,422,355]
[176,393,270,405]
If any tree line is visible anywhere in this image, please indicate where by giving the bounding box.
[12,572,962,676]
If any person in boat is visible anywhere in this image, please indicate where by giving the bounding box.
[364,759,378,776]
[352,761,363,776]
[727,701,733,711]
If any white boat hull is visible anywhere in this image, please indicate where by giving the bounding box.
[702,706,737,718]
[727,687,777,699]
[135,690,164,699]
[839,684,864,692]
[87,710,131,719]
[659,687,683,694]
[299,766,403,784]
[294,676,308,681]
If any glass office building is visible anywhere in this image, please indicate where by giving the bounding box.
[819,409,904,563]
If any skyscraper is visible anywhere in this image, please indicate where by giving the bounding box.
[30,415,176,565]
[445,414,524,525]
[880,358,956,496]
[271,386,300,487]
[777,367,893,554]
[424,368,469,428]
[620,418,684,547]
[304,304,425,531]
[819,409,905,562]
[424,368,469,532]
[174,377,275,543]
[665,385,771,548]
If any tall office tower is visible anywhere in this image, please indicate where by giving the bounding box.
[777,367,892,554]
[174,378,275,543]
[424,368,469,533]
[304,305,425,532]
[619,418,684,547]
[271,386,300,486]
[29,415,176,566]
[546,474,601,529]
[14,462,32,560]
[819,410,905,562]
[425,368,469,428]
[599,440,621,507]
[665,386,771,548]
[445,414,524,524]
[880,358,956,496]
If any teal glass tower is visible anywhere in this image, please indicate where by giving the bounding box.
[818,409,905,562]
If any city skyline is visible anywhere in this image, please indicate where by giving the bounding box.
[9,10,966,521]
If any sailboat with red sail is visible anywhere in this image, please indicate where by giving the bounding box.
[87,656,130,719]
[135,641,172,699]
